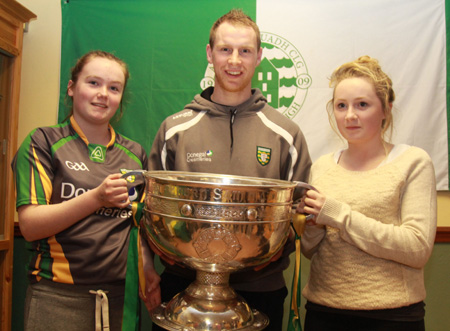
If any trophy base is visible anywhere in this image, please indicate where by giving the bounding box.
[150,272,269,331]
[151,305,268,331]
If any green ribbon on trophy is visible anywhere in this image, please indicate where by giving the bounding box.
[288,213,307,331]
[122,201,144,331]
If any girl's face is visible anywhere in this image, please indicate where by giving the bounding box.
[67,57,125,127]
[333,77,386,146]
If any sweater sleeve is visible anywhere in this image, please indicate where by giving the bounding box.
[301,224,326,259]
[316,150,437,269]
[300,155,326,258]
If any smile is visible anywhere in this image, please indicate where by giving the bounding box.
[92,103,107,108]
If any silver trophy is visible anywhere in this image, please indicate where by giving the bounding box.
[128,171,312,331]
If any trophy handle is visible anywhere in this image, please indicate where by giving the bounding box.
[121,170,146,223]
[121,169,146,190]
[292,180,317,197]
[291,181,317,236]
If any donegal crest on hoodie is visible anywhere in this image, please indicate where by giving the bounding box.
[257,146,272,166]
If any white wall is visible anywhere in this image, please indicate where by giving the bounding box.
[16,0,61,144]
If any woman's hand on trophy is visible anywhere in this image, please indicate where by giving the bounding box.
[296,188,326,226]
[301,189,326,225]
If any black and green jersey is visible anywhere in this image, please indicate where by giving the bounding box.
[13,117,147,285]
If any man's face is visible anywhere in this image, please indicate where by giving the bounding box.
[206,22,262,104]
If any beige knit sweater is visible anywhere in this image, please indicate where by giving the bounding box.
[301,145,437,310]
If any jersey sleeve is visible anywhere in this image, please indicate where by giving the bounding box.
[12,128,55,208]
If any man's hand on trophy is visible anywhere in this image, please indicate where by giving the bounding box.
[138,232,162,312]
[140,267,161,312]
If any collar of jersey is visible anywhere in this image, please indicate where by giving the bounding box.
[70,116,116,148]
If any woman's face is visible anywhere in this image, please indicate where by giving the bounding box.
[67,57,125,127]
[333,77,385,146]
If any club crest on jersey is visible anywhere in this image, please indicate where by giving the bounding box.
[89,145,106,163]
[257,146,271,166]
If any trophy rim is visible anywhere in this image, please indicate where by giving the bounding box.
[145,209,292,224]
[143,170,297,189]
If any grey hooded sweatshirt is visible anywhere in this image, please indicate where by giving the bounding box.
[149,87,311,291]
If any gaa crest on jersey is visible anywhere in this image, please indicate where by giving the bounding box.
[89,145,106,163]
[200,32,311,120]
[257,146,271,166]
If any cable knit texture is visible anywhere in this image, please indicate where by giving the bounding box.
[301,146,437,310]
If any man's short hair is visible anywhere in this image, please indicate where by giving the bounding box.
[209,8,261,50]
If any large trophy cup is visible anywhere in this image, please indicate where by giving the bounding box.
[134,171,310,331]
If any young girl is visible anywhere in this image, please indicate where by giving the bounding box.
[298,56,437,331]
[13,50,160,331]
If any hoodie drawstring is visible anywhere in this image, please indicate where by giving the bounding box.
[230,108,237,151]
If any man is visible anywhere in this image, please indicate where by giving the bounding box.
[149,9,311,330]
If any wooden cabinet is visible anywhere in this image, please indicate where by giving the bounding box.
[0,1,35,330]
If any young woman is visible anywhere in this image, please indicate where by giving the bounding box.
[13,50,160,331]
[298,56,437,331]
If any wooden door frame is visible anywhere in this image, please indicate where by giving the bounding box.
[0,1,35,330]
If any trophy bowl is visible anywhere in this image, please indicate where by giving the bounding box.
[136,171,306,331]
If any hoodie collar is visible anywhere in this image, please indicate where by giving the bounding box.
[188,87,267,116]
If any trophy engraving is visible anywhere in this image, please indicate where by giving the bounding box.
[193,226,242,263]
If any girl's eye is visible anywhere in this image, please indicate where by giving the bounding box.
[336,103,346,110]
[110,86,120,92]
[88,80,98,86]
[359,101,368,108]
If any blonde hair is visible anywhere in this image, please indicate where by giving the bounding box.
[327,56,395,140]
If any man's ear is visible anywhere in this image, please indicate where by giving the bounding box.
[256,47,263,66]
[206,44,213,64]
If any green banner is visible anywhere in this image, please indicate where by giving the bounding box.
[59,0,256,153]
